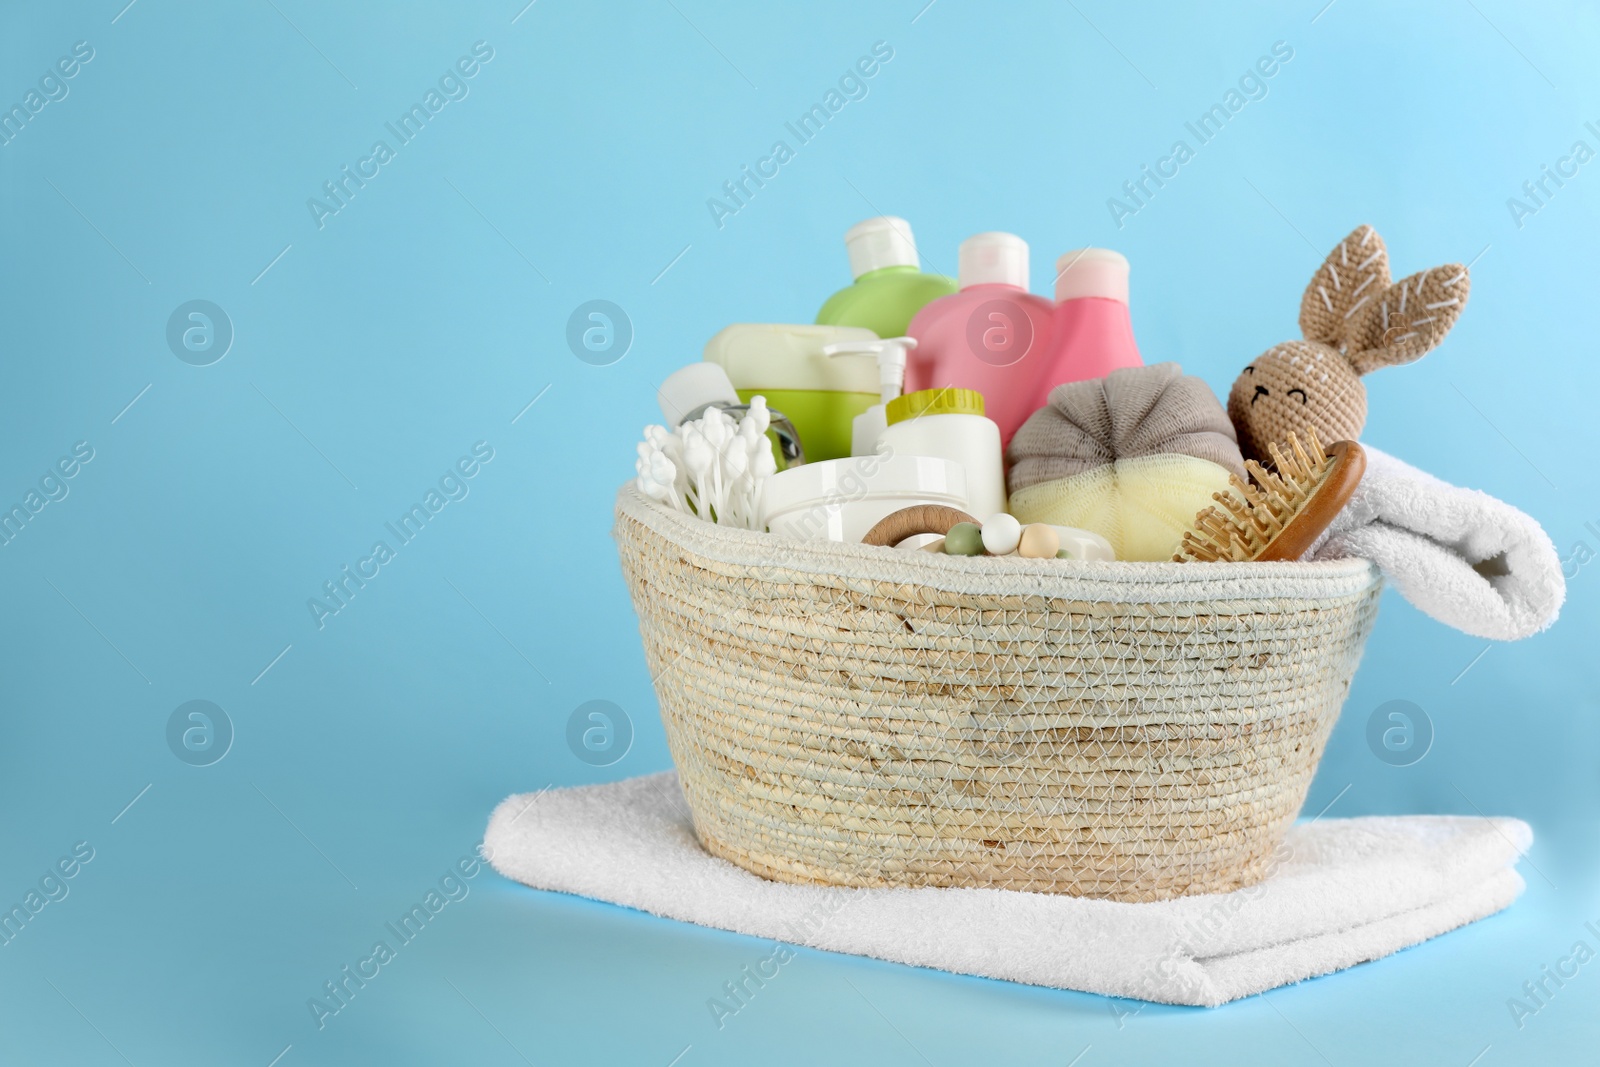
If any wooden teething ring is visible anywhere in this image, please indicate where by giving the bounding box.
[861,504,979,547]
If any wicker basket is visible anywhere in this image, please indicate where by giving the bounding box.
[614,484,1382,902]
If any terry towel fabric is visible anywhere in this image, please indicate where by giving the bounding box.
[1311,445,1565,641]
[485,773,1532,1007]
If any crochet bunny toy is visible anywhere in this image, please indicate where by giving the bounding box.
[1228,225,1469,463]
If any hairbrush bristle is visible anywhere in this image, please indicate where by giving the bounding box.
[1174,429,1349,563]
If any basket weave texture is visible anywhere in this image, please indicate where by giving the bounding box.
[614,485,1382,902]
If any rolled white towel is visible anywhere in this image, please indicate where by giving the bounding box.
[1310,445,1565,641]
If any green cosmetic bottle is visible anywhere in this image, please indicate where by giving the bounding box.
[815,216,958,340]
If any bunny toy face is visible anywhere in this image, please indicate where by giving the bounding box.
[1231,340,1365,464]
[1228,225,1469,463]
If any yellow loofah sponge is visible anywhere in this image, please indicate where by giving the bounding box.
[1009,454,1236,561]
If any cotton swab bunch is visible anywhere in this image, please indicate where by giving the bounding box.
[635,399,778,529]
[1174,429,1366,563]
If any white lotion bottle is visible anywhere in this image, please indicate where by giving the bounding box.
[877,387,1006,519]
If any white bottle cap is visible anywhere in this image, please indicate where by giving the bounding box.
[1054,248,1130,303]
[845,216,920,278]
[658,362,741,426]
[959,232,1029,289]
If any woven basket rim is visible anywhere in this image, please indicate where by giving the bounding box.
[615,484,1381,605]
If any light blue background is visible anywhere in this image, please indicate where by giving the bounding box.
[2,0,1597,1063]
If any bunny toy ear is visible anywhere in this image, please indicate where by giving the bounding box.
[1299,225,1390,347]
[1345,264,1470,375]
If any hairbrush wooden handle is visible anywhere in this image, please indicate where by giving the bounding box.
[1256,439,1366,562]
[861,505,979,547]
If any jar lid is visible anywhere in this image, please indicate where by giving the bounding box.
[885,387,986,425]
[758,455,968,535]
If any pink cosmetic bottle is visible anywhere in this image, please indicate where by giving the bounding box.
[1036,248,1143,401]
[903,232,1056,446]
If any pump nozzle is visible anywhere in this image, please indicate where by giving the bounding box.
[822,336,918,404]
[822,337,918,456]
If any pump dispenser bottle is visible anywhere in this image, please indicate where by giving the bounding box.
[821,336,917,457]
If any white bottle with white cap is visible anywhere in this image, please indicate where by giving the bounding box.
[815,216,958,340]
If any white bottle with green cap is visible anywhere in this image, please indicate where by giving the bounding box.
[878,385,1005,519]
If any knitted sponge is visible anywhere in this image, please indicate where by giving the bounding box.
[1006,363,1245,561]
[1007,362,1245,491]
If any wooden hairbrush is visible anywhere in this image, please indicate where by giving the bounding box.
[1174,430,1366,563]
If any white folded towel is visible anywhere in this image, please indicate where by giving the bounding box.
[1310,445,1564,640]
[484,773,1531,1007]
